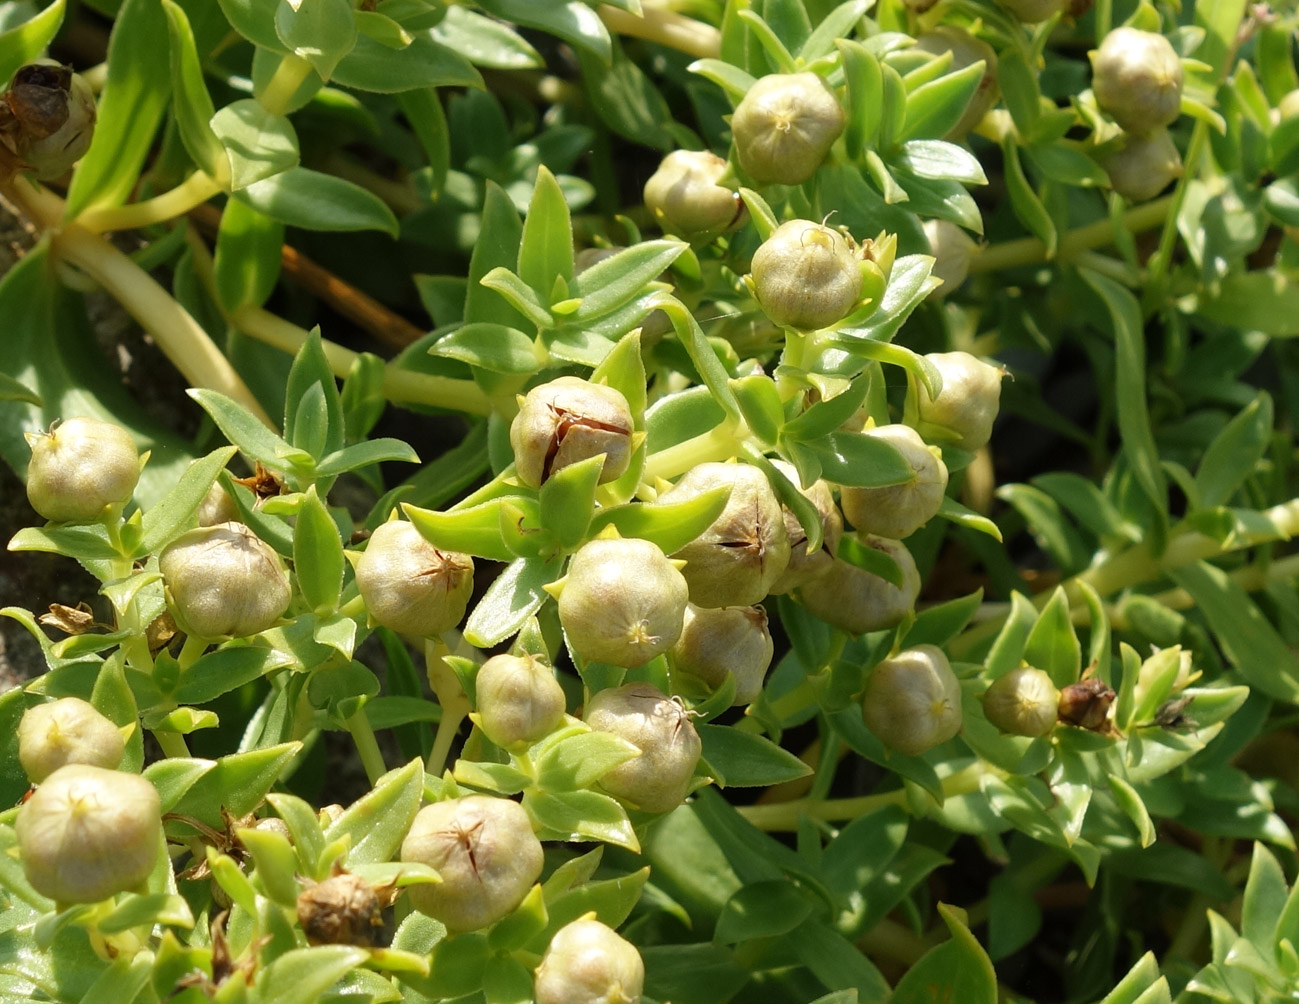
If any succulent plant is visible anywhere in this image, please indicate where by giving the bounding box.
[0,62,96,180]
[671,603,774,705]
[354,520,474,637]
[24,417,139,523]
[1091,27,1184,135]
[643,149,743,237]
[1100,127,1183,203]
[473,652,567,748]
[584,682,702,813]
[797,536,921,635]
[913,27,999,140]
[510,376,635,489]
[982,666,1061,737]
[534,916,645,1004]
[862,645,963,756]
[922,219,979,299]
[838,424,949,540]
[749,219,863,331]
[769,461,843,594]
[18,697,125,783]
[731,72,844,186]
[915,351,1005,451]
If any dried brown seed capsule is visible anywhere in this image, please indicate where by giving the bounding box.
[995,0,1066,22]
[1058,677,1116,731]
[838,424,949,540]
[982,667,1061,737]
[916,351,1005,451]
[731,72,845,186]
[474,653,567,748]
[355,520,474,637]
[534,916,645,1004]
[159,522,292,639]
[0,63,96,180]
[796,536,920,635]
[671,603,774,705]
[749,219,863,331]
[913,28,999,141]
[399,795,543,932]
[1100,127,1182,203]
[1091,27,1183,135]
[585,683,702,813]
[557,537,689,668]
[658,462,790,608]
[17,764,162,903]
[18,697,125,783]
[297,873,383,946]
[24,417,140,523]
[862,645,963,756]
[510,377,635,489]
[768,460,843,595]
[643,149,743,237]
[923,219,979,299]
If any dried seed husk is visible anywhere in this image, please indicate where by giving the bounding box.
[510,377,634,489]
[297,873,383,946]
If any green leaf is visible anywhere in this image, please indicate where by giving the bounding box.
[905,590,983,649]
[890,903,997,1004]
[534,729,640,791]
[430,323,539,374]
[480,267,553,329]
[715,879,815,944]
[901,60,986,141]
[895,139,987,185]
[804,430,911,488]
[539,455,603,549]
[266,792,327,878]
[0,0,65,87]
[518,165,575,298]
[275,0,356,80]
[1022,588,1080,688]
[316,438,419,477]
[333,27,481,91]
[162,0,226,184]
[235,166,399,237]
[324,758,425,865]
[219,0,282,50]
[463,556,564,648]
[1002,137,1056,256]
[98,892,193,934]
[985,592,1038,679]
[575,36,674,151]
[1030,472,1138,543]
[936,496,1002,541]
[785,920,891,1002]
[837,39,882,159]
[209,99,300,190]
[430,5,541,69]
[285,329,345,461]
[698,723,812,787]
[215,198,285,313]
[1098,953,1166,1004]
[688,58,756,101]
[1108,775,1155,848]
[403,499,519,561]
[239,825,301,908]
[168,742,301,828]
[294,488,344,613]
[525,789,640,851]
[1196,270,1299,336]
[569,240,685,323]
[997,48,1039,139]
[138,445,237,554]
[175,645,292,704]
[800,0,870,61]
[355,9,412,48]
[252,946,370,1004]
[1024,142,1109,188]
[840,254,938,343]
[395,88,449,200]
[730,375,784,446]
[475,0,610,63]
[997,483,1090,571]
[589,485,731,555]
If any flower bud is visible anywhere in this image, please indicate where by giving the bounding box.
[750,219,862,330]
[913,28,999,140]
[159,522,291,639]
[510,377,635,490]
[982,667,1060,737]
[16,764,161,903]
[355,520,474,637]
[1100,127,1182,203]
[839,425,948,540]
[659,463,790,608]
[915,351,1004,451]
[534,916,645,1004]
[1091,27,1183,135]
[24,417,139,523]
[474,653,567,748]
[797,536,920,635]
[585,683,701,813]
[1,63,97,180]
[862,645,962,756]
[18,697,125,783]
[557,537,689,668]
[643,149,743,237]
[995,0,1066,22]
[400,795,543,932]
[671,604,773,705]
[1057,677,1115,731]
[731,72,844,186]
[923,219,979,299]
[768,461,843,594]
[297,872,382,946]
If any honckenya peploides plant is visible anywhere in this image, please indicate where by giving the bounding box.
[0,1,1296,1002]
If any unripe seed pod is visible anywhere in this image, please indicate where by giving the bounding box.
[769,460,842,594]
[558,537,689,668]
[18,697,125,783]
[400,795,543,932]
[24,417,139,523]
[862,645,962,756]
[996,0,1066,22]
[659,463,790,608]
[750,219,862,330]
[534,916,645,1004]
[643,149,743,237]
[16,764,161,903]
[510,377,635,490]
[913,28,999,140]
[159,522,291,639]
[915,351,1004,451]
[355,521,474,637]
[474,653,567,748]
[731,72,845,186]
[923,219,979,299]
[196,480,239,527]
[982,667,1060,737]
[1,63,97,180]
[671,604,774,705]
[1100,127,1182,203]
[297,873,382,946]
[585,683,702,813]
[839,425,949,540]
[797,536,920,635]
[1091,27,1183,135]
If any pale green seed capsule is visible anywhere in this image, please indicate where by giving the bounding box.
[797,536,920,635]
[863,645,963,756]
[585,683,701,813]
[982,667,1061,737]
[1100,127,1182,203]
[355,521,474,637]
[25,417,139,523]
[750,220,862,331]
[671,603,774,705]
[534,917,645,1004]
[731,72,844,186]
[916,351,1005,451]
[838,425,949,540]
[160,522,291,640]
[1091,27,1183,135]
[643,149,743,237]
[474,653,567,748]
[18,698,125,783]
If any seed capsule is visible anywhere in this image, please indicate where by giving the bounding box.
[159,522,291,639]
[731,72,844,186]
[915,351,1004,451]
[643,149,743,237]
[585,682,701,813]
[196,480,239,527]
[913,28,999,141]
[1091,27,1183,135]
[749,219,863,331]
[982,667,1060,737]
[0,63,97,180]
[510,377,635,490]
[534,916,645,1004]
[18,697,125,783]
[24,417,139,523]
[1100,127,1182,203]
[400,795,543,932]
[355,520,474,637]
[474,653,567,748]
[923,219,979,299]
[862,645,963,756]
[297,872,383,946]
[838,424,949,540]
[797,536,920,635]
[671,603,774,706]
[768,460,843,594]
[17,764,161,903]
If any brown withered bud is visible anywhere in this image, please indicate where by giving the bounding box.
[1057,677,1116,731]
[297,872,383,946]
[510,377,635,489]
[0,63,96,180]
[38,602,98,635]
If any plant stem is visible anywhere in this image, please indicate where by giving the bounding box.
[177,634,207,671]
[425,637,471,775]
[346,708,388,785]
[1145,120,1208,288]
[75,171,222,234]
[258,54,314,116]
[154,729,191,759]
[643,419,748,480]
[598,5,721,58]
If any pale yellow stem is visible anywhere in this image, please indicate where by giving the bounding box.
[75,171,224,234]
[599,6,721,59]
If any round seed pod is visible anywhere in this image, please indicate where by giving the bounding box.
[558,537,689,668]
[659,463,790,608]
[24,417,139,523]
[731,72,845,186]
[159,522,291,640]
[923,219,979,299]
[671,603,774,706]
[474,653,567,748]
[1100,127,1182,203]
[862,645,963,756]
[1091,27,1183,135]
[1,63,97,180]
[196,481,239,527]
[18,697,125,783]
[510,377,635,490]
[913,28,999,140]
[769,460,843,594]
[400,795,543,932]
[297,872,382,946]
[643,149,743,237]
[16,764,162,903]
[750,219,863,331]
[995,0,1066,22]
[838,425,949,540]
[915,351,1005,451]
[355,521,474,638]
[534,917,645,1004]
[585,683,702,813]
[982,667,1060,737]
[796,536,920,635]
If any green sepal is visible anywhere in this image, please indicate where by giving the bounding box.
[730,374,784,447]
[589,485,731,555]
[533,729,641,791]
[403,498,524,562]
[266,792,328,880]
[463,555,565,648]
[294,486,345,614]
[487,883,548,953]
[524,789,640,852]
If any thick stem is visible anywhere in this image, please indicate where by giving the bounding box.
[642,420,748,481]
[598,5,721,58]
[258,54,315,116]
[425,637,471,775]
[75,171,222,234]
[153,729,191,759]
[346,708,388,785]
